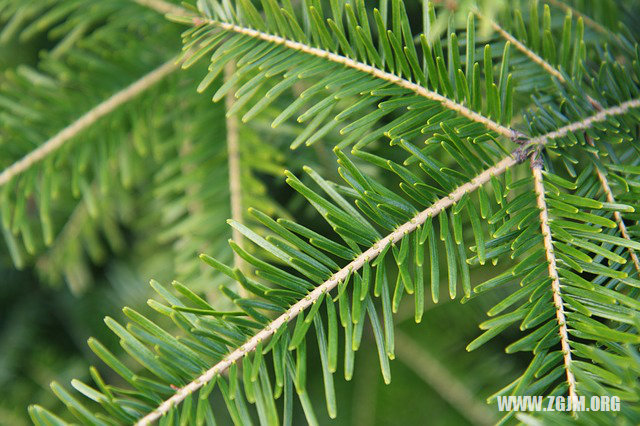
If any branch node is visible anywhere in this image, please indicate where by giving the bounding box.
[531,151,544,169]
[513,146,530,164]
[510,129,529,145]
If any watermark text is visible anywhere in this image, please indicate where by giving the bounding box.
[496,395,620,412]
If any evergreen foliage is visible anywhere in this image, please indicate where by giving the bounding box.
[2,0,640,424]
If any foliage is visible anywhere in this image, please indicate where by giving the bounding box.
[1,0,640,424]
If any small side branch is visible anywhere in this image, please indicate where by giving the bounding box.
[530,154,577,402]
[479,11,607,112]
[0,58,179,187]
[526,98,640,148]
[594,169,640,272]
[135,153,519,425]
[587,137,640,274]
[475,11,565,83]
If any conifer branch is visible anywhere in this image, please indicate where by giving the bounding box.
[530,154,577,402]
[475,10,565,83]
[525,98,640,148]
[192,17,516,140]
[142,1,515,139]
[481,12,606,111]
[9,1,640,424]
[135,153,520,425]
[0,58,179,187]
[147,4,514,142]
[587,136,640,275]
[489,24,630,270]
[135,93,640,420]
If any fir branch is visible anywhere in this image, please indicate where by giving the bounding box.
[481,10,605,110]
[534,36,630,269]
[135,91,640,420]
[475,10,565,83]
[587,135,640,275]
[487,20,633,274]
[0,58,179,187]
[17,3,640,424]
[530,154,577,402]
[190,17,517,140]
[525,98,640,148]
[135,153,520,425]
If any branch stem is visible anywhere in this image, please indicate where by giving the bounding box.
[530,155,577,402]
[224,61,247,274]
[480,10,608,111]
[587,137,640,274]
